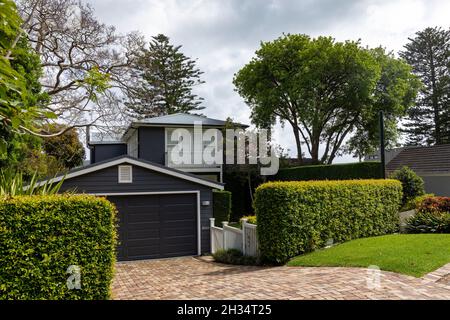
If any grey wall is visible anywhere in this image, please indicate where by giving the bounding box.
[138,127,165,165]
[59,164,213,253]
[421,175,450,197]
[91,144,127,164]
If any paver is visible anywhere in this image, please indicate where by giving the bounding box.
[112,257,450,300]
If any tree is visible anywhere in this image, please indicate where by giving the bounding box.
[16,0,142,132]
[41,123,85,169]
[345,47,420,160]
[233,34,419,164]
[125,34,205,118]
[400,27,450,145]
[0,0,48,163]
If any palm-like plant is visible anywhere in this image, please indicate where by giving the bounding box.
[0,170,65,196]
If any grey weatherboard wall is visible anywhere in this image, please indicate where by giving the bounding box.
[421,175,450,197]
[58,164,214,254]
[138,127,165,165]
[90,144,127,164]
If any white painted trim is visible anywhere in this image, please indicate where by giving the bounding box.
[92,190,202,256]
[118,165,133,183]
[35,157,224,190]
[176,167,221,173]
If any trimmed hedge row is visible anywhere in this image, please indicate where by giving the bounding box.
[255,179,402,264]
[0,195,117,299]
[213,190,232,226]
[274,162,383,181]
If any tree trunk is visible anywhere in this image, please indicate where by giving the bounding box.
[292,125,303,163]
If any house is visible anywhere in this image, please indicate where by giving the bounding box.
[39,113,248,261]
[367,144,450,197]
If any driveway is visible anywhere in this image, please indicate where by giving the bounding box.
[113,257,450,300]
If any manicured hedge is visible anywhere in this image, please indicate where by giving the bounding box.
[274,162,383,181]
[0,195,117,299]
[255,179,402,264]
[213,190,232,226]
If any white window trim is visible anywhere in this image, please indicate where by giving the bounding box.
[118,165,133,183]
[92,190,202,256]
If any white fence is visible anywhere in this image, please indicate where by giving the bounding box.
[209,218,259,256]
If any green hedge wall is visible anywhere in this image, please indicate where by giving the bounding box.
[213,190,232,226]
[274,162,383,181]
[0,195,117,299]
[255,179,402,264]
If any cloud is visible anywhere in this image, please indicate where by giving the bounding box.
[90,0,450,161]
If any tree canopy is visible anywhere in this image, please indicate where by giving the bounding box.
[125,34,205,118]
[234,34,419,163]
[400,27,450,145]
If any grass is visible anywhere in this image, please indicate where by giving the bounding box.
[287,234,450,277]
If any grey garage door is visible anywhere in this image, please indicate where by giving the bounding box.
[108,194,197,261]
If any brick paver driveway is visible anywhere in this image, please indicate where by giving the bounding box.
[113,257,450,300]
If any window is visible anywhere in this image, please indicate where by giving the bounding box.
[118,165,133,183]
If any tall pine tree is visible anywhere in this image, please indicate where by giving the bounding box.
[125,34,205,118]
[400,27,450,145]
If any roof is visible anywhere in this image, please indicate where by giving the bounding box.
[36,155,224,190]
[122,113,249,141]
[386,144,450,174]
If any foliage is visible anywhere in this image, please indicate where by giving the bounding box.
[42,124,85,169]
[400,27,450,145]
[0,195,117,299]
[407,196,450,233]
[389,166,425,206]
[223,165,265,221]
[126,34,205,118]
[0,169,65,196]
[401,193,434,212]
[274,162,383,181]
[241,215,257,225]
[212,249,258,266]
[0,0,49,158]
[288,234,450,277]
[233,34,419,164]
[254,179,402,264]
[212,190,232,227]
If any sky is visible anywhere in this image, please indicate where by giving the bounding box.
[89,0,450,163]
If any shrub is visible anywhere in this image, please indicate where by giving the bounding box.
[255,179,402,264]
[213,190,232,227]
[401,193,434,211]
[241,215,257,225]
[0,170,65,196]
[0,195,117,299]
[390,166,425,207]
[212,249,258,265]
[274,162,382,181]
[407,196,450,233]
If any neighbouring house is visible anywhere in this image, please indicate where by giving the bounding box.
[366,144,450,197]
[38,113,248,261]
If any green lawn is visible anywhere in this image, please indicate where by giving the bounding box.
[287,234,450,277]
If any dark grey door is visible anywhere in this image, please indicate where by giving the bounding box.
[108,194,197,261]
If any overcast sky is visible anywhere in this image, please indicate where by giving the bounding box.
[90,0,450,162]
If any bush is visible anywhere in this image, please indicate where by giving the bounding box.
[0,195,117,299]
[407,196,450,233]
[254,179,402,264]
[241,215,257,225]
[274,162,382,181]
[212,249,258,265]
[401,193,434,212]
[390,166,425,207]
[213,190,232,227]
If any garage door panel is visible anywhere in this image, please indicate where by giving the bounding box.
[109,194,197,261]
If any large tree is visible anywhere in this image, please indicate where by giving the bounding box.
[16,0,142,134]
[125,34,205,118]
[400,27,450,145]
[234,34,419,164]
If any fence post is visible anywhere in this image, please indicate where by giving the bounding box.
[209,218,215,253]
[222,221,228,250]
[241,218,248,255]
